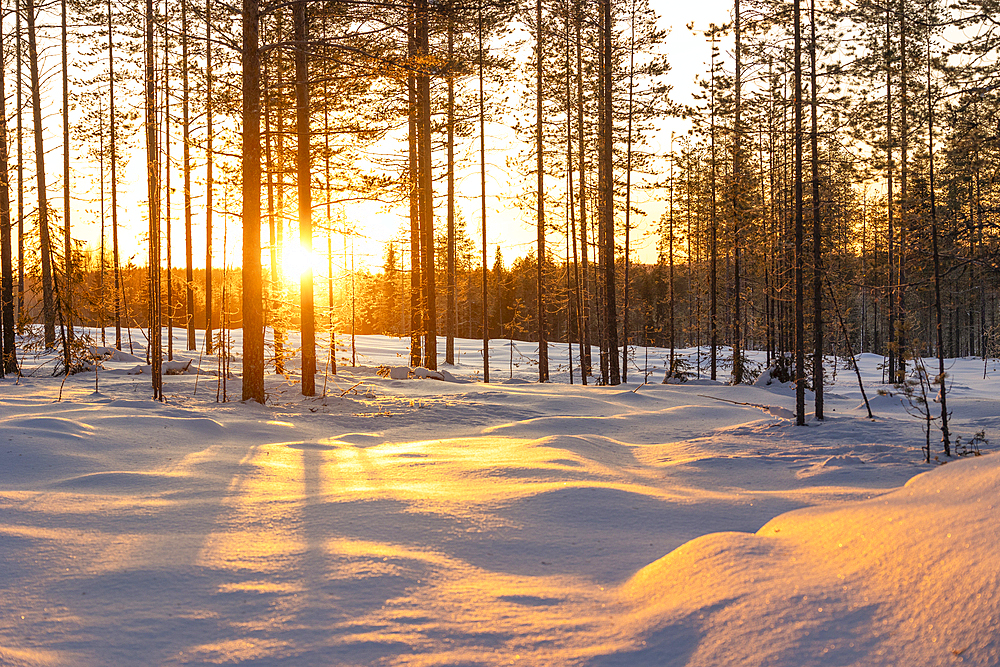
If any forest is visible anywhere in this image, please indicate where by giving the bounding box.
[1,0,999,433]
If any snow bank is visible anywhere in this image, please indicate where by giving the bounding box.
[617,453,1000,666]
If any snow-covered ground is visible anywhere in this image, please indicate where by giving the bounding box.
[1,329,997,666]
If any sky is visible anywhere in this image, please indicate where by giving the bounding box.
[8,0,734,277]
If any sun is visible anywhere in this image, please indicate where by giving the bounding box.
[266,241,319,284]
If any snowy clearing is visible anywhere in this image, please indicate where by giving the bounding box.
[1,330,997,666]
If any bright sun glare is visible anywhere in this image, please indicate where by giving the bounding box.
[267,242,321,284]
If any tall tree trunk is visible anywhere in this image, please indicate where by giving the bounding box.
[622,0,636,382]
[295,0,315,395]
[885,4,896,383]
[667,135,675,376]
[446,12,456,367]
[479,0,490,382]
[732,0,743,385]
[709,32,718,381]
[0,15,16,375]
[601,0,619,385]
[566,3,585,385]
[164,0,173,361]
[108,0,122,350]
[925,23,950,454]
[205,0,214,354]
[182,0,195,350]
[145,0,162,398]
[242,0,264,403]
[407,9,421,368]
[575,0,591,379]
[416,0,435,371]
[810,0,823,418]
[62,0,72,355]
[16,7,24,328]
[25,0,56,347]
[896,0,908,382]
[794,0,806,425]
[536,0,548,382]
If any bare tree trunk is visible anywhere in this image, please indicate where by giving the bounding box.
[145,0,162,398]
[709,32,718,381]
[446,11,456,367]
[601,0,619,385]
[732,0,743,385]
[205,0,214,354]
[182,0,195,351]
[896,0,909,382]
[810,0,823,417]
[0,15,16,375]
[794,0,806,425]
[25,0,56,347]
[575,0,591,380]
[479,0,490,382]
[164,1,174,362]
[407,8,421,368]
[885,4,896,383]
[108,0,123,350]
[622,0,636,382]
[294,0,315,395]
[925,25,950,455]
[16,8,25,328]
[416,0,435,371]
[242,0,264,403]
[62,0,72,356]
[536,0,548,382]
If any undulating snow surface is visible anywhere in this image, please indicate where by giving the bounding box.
[1,330,997,666]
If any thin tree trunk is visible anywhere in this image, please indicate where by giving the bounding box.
[407,8,421,368]
[810,0,823,417]
[446,11,456,367]
[145,0,162,398]
[62,0,72,355]
[205,0,214,354]
[885,4,895,383]
[294,0,315,395]
[164,2,174,362]
[0,14,16,374]
[25,0,56,347]
[575,0,591,379]
[16,7,24,327]
[732,0,743,384]
[794,0,806,425]
[182,0,195,351]
[925,25,950,455]
[709,31,718,381]
[896,0,908,382]
[536,0,548,382]
[622,0,636,382]
[242,0,264,403]
[479,0,489,382]
[416,0,435,371]
[601,0,619,385]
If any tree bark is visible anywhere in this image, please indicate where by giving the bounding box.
[810,0,823,417]
[145,0,162,397]
[25,0,56,347]
[601,0,619,385]
[0,14,16,375]
[536,0,548,382]
[242,0,264,403]
[295,0,315,395]
[794,0,806,425]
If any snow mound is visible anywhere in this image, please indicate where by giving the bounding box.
[90,345,145,362]
[617,453,1000,666]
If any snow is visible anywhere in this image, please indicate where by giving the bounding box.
[1,329,998,665]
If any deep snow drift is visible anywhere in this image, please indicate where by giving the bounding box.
[0,330,997,666]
